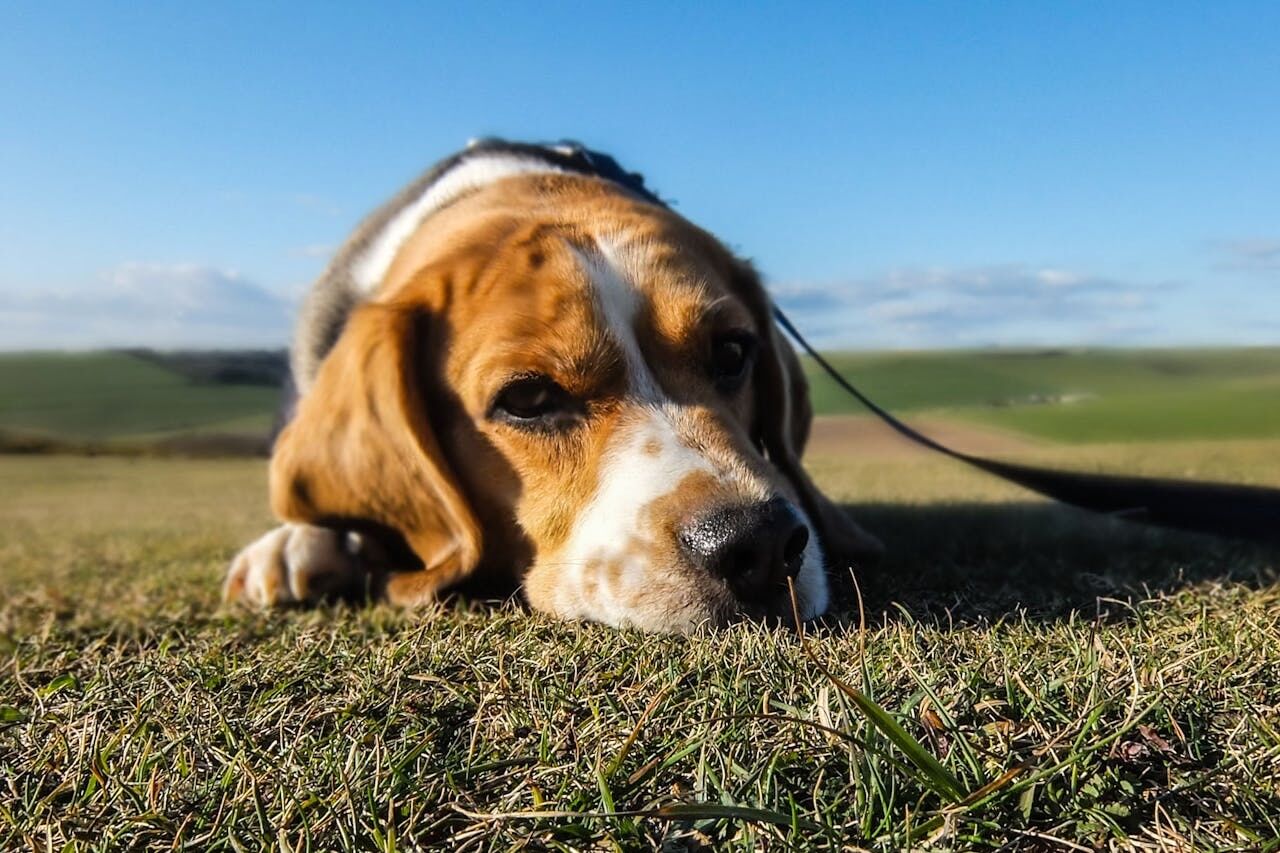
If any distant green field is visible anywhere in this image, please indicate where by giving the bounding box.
[1,347,1277,447]
[804,347,1280,443]
[0,352,277,443]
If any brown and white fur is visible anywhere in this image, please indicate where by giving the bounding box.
[224,142,880,633]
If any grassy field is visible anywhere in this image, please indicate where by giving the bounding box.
[0,352,277,447]
[804,347,1280,443]
[2,442,1278,850]
[3,347,1279,450]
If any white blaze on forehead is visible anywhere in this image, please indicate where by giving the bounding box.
[551,238,709,625]
[351,154,567,294]
[569,238,661,401]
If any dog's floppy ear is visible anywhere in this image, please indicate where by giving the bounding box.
[733,262,885,566]
[269,302,481,596]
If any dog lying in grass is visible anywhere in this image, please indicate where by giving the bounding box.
[225,140,880,632]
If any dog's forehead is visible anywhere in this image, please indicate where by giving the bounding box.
[414,180,755,385]
[490,234,746,396]
[567,230,744,342]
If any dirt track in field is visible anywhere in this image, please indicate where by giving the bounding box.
[804,414,1038,458]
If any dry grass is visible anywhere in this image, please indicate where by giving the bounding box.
[2,441,1279,850]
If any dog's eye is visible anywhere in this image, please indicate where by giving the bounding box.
[489,375,580,428]
[710,332,758,391]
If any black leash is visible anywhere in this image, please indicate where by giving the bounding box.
[774,308,1280,545]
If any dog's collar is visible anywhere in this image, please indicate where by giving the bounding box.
[350,139,665,294]
[465,138,666,207]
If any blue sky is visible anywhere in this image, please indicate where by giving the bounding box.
[1,2,1277,350]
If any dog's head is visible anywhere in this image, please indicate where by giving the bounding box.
[270,173,878,631]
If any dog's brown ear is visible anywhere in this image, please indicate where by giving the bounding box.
[269,302,481,598]
[733,262,885,566]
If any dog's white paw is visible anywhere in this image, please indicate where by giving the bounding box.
[223,524,368,606]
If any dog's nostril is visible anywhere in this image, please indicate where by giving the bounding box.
[782,524,809,574]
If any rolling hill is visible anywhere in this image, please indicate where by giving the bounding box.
[1,347,1277,452]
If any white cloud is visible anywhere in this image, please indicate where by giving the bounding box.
[3,258,1261,353]
[770,264,1174,348]
[0,263,294,350]
[1036,268,1086,288]
[1212,238,1280,272]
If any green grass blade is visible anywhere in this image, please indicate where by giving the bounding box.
[789,582,966,803]
[819,666,966,803]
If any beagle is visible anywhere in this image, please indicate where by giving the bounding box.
[224,140,880,632]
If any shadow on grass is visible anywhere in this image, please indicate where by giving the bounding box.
[828,500,1280,627]
[310,499,1278,633]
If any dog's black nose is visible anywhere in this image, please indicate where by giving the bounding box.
[678,498,810,601]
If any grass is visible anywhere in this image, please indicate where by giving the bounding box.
[2,443,1279,850]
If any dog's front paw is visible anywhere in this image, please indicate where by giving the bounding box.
[223,524,367,606]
